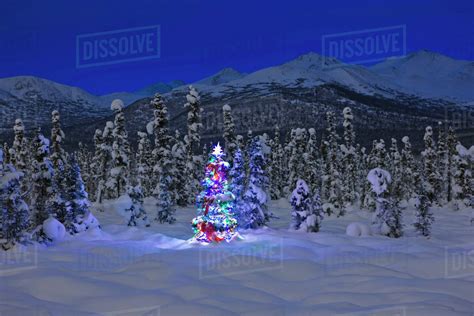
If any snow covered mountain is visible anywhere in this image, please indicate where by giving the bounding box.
[1,51,473,149]
[195,68,246,86]
[371,50,474,102]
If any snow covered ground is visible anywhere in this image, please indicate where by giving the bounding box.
[1,199,473,316]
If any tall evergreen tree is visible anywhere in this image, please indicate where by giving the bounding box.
[445,127,458,202]
[108,100,130,198]
[389,138,403,202]
[341,107,357,207]
[304,128,319,192]
[240,137,269,228]
[50,110,67,173]
[136,131,153,197]
[322,111,343,216]
[64,156,93,233]
[171,130,189,206]
[30,129,55,234]
[269,127,284,199]
[184,86,203,202]
[0,148,30,250]
[222,104,237,165]
[422,126,441,204]
[11,119,28,172]
[155,144,176,224]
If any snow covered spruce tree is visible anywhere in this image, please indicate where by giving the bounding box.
[389,138,403,202]
[92,123,114,204]
[363,139,388,211]
[436,122,448,201]
[269,126,284,199]
[422,126,441,204]
[155,144,176,224]
[340,107,357,208]
[230,148,245,214]
[50,110,68,174]
[124,185,150,227]
[10,119,29,172]
[64,156,98,233]
[222,104,237,165]
[171,130,189,206]
[240,137,270,229]
[77,142,92,198]
[304,128,319,193]
[184,86,203,202]
[108,100,130,198]
[400,136,418,201]
[30,129,55,239]
[149,93,169,173]
[290,179,323,232]
[453,144,472,208]
[445,127,457,202]
[368,168,403,238]
[0,148,30,249]
[321,111,343,216]
[413,192,434,238]
[192,143,238,243]
[287,128,307,191]
[136,131,153,197]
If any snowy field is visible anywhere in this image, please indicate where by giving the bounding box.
[1,199,473,316]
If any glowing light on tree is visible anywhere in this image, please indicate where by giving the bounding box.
[191,143,238,243]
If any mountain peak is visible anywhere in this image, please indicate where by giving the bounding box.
[195,67,245,86]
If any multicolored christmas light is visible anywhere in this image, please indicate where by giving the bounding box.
[192,143,238,243]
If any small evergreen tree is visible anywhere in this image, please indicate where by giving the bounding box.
[125,185,150,227]
[368,168,403,238]
[65,156,94,233]
[413,193,434,237]
[290,179,323,232]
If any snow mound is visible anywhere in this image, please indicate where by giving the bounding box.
[346,222,372,237]
[42,217,66,242]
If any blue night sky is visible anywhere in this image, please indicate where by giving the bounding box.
[1,0,472,95]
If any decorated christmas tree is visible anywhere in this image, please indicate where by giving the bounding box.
[191,143,238,243]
